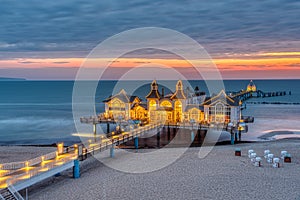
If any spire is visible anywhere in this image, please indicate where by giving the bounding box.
[171,80,186,99]
[146,80,161,99]
[151,80,158,90]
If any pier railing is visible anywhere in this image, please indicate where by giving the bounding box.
[0,152,77,189]
[0,122,163,190]
[0,151,57,171]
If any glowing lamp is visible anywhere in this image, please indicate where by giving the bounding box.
[57,142,64,155]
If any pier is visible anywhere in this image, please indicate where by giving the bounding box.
[0,123,162,199]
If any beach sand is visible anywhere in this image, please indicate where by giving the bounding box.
[0,146,56,163]
[25,139,300,200]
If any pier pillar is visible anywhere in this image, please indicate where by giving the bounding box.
[167,125,171,141]
[107,123,110,134]
[157,131,161,148]
[134,137,139,150]
[231,133,235,145]
[197,128,201,143]
[73,159,80,179]
[110,144,115,158]
[191,131,195,143]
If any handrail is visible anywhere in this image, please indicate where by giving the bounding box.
[6,154,77,187]
[0,151,57,171]
[7,184,24,200]
[0,123,163,190]
[0,162,25,171]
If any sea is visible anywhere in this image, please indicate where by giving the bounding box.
[0,79,299,145]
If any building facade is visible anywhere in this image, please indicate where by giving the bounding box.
[103,80,241,125]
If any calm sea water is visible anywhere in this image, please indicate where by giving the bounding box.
[0,80,299,145]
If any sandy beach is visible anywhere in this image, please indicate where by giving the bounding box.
[18,139,300,200]
[0,146,56,163]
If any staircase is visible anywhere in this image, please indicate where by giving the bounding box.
[0,188,17,200]
[0,186,24,200]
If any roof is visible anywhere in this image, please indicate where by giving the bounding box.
[171,89,186,99]
[171,80,186,99]
[131,103,148,110]
[145,80,161,99]
[202,90,239,106]
[145,89,161,99]
[163,93,173,98]
[103,89,141,103]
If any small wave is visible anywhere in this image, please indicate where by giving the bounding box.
[0,103,105,106]
[246,102,300,105]
[0,103,72,106]
[0,117,74,127]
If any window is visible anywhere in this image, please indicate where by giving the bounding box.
[189,108,200,121]
[160,100,172,107]
[216,103,223,115]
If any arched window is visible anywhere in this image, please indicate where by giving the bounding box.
[111,99,125,110]
[189,108,200,121]
[160,100,172,108]
[149,100,157,111]
[216,103,223,115]
[174,101,182,122]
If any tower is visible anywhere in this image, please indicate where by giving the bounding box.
[145,80,161,122]
[171,80,186,123]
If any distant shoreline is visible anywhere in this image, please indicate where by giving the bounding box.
[0,77,26,81]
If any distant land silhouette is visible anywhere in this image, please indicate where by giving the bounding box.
[0,77,26,81]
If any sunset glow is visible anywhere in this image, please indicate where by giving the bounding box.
[1,52,299,76]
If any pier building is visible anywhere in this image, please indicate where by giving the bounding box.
[103,80,241,125]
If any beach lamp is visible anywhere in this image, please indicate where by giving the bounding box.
[254,157,262,167]
[25,161,29,169]
[264,150,270,159]
[267,154,274,164]
[273,158,280,168]
[248,150,254,158]
[284,153,292,163]
[57,142,64,155]
[281,151,287,159]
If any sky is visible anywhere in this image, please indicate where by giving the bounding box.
[0,0,300,80]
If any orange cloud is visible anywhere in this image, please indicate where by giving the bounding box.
[0,52,299,75]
